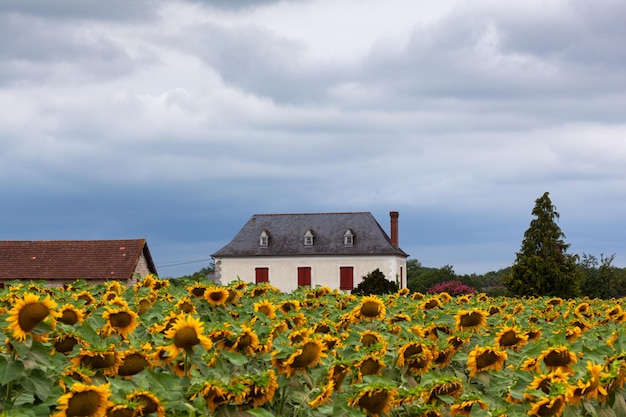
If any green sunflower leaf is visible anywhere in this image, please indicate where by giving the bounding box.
[0,355,25,385]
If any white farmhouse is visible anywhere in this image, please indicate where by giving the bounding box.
[212,211,409,292]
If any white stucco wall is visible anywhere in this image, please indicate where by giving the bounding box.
[215,255,407,293]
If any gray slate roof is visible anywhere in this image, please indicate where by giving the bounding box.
[212,212,408,258]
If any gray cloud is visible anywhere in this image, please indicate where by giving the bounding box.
[1,0,625,275]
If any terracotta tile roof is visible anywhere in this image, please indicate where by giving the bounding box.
[0,239,157,281]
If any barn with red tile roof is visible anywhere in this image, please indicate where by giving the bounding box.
[0,239,157,287]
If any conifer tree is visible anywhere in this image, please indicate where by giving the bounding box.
[503,192,581,297]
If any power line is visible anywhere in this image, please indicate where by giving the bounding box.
[157,258,213,268]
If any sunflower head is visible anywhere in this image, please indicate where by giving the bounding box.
[164,314,213,358]
[454,309,487,331]
[205,287,230,306]
[187,283,207,298]
[538,346,577,372]
[7,293,57,342]
[56,304,85,326]
[54,382,110,417]
[254,300,277,319]
[467,346,508,377]
[117,349,152,377]
[349,385,396,417]
[102,306,139,338]
[495,326,529,350]
[354,296,386,321]
[127,391,165,417]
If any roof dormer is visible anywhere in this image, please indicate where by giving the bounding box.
[304,229,314,246]
[344,229,354,246]
[259,230,270,247]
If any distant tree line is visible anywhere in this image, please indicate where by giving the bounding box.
[176,192,626,299]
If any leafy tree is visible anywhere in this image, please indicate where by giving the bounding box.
[503,192,582,297]
[352,268,398,296]
[408,263,457,293]
[580,253,618,299]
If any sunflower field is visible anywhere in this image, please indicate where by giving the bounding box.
[2,275,626,417]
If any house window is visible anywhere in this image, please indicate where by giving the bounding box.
[259,230,269,247]
[304,229,314,246]
[298,267,312,287]
[344,229,354,246]
[339,266,354,291]
[255,267,269,284]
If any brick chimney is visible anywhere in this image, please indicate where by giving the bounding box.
[390,211,399,247]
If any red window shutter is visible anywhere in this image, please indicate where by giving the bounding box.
[298,267,312,287]
[255,267,269,284]
[339,267,354,290]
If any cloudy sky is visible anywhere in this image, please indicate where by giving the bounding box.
[2,0,625,278]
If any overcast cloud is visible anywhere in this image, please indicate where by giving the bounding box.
[1,0,625,277]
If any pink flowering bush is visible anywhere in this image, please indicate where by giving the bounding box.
[427,280,476,295]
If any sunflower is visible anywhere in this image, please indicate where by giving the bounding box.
[309,381,335,409]
[355,355,386,382]
[397,342,433,374]
[421,298,442,310]
[196,380,245,412]
[254,300,277,319]
[53,382,110,417]
[52,333,84,355]
[527,394,566,417]
[273,337,326,377]
[150,310,180,335]
[574,302,592,318]
[117,348,153,377]
[73,346,121,376]
[398,287,411,297]
[6,293,57,342]
[456,295,471,305]
[353,296,386,321]
[136,297,153,315]
[349,385,396,417]
[205,287,230,306]
[495,326,529,350]
[105,402,143,417]
[328,362,351,391]
[523,368,570,401]
[106,280,125,294]
[411,292,425,300]
[102,305,139,339]
[567,361,610,404]
[425,378,464,403]
[233,325,260,355]
[241,370,278,408]
[56,304,85,326]
[73,291,96,305]
[433,346,457,368]
[359,330,387,355]
[175,297,197,314]
[537,346,577,373]
[187,282,207,298]
[164,314,213,358]
[450,398,489,416]
[454,309,487,331]
[126,391,165,417]
[467,346,508,377]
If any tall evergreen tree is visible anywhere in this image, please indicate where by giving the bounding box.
[503,192,581,297]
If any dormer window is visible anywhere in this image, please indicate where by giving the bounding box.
[344,229,354,246]
[259,230,269,247]
[304,229,314,246]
